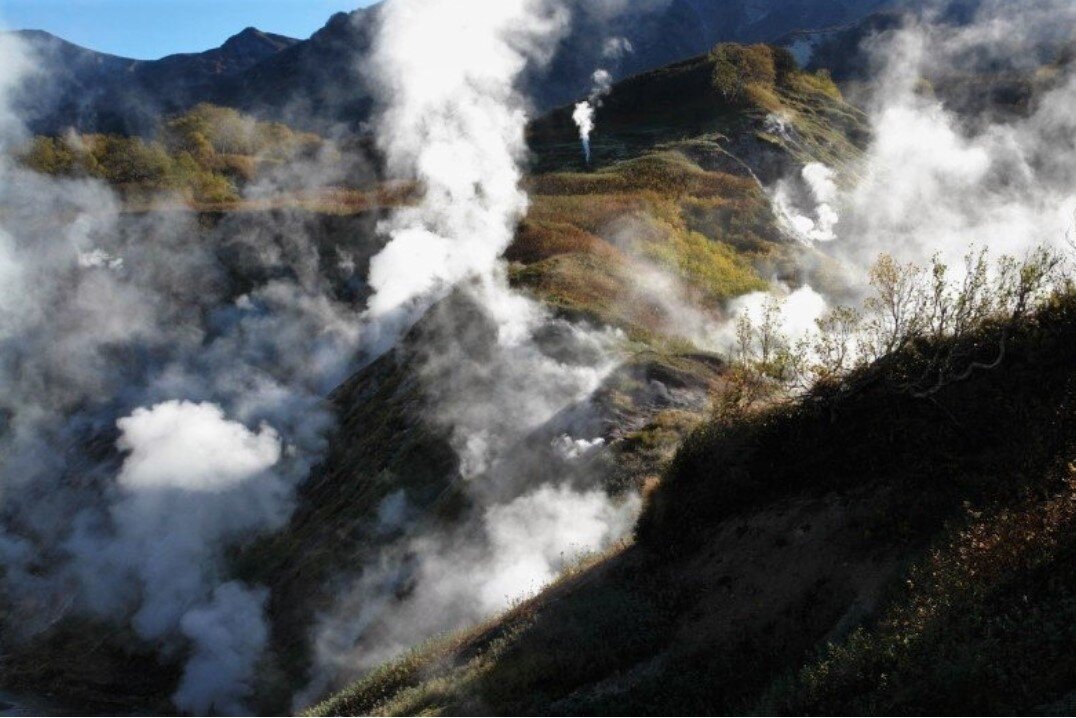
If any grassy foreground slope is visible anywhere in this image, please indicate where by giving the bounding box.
[312,285,1076,716]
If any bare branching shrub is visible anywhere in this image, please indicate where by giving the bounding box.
[810,306,861,384]
[724,246,1066,413]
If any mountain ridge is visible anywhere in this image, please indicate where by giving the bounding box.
[5,25,300,135]
[6,0,898,136]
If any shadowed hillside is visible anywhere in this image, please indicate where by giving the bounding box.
[311,281,1076,717]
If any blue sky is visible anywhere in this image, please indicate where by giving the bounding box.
[0,0,377,60]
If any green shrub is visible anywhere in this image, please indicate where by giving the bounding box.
[162,103,321,159]
[791,68,842,100]
[20,136,77,175]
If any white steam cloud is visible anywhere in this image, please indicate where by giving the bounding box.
[758,0,1076,347]
[6,0,1073,713]
[65,402,288,683]
[835,2,1076,270]
[773,162,840,243]
[362,0,565,336]
[837,27,1076,271]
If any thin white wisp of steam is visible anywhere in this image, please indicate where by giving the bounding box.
[422,279,622,481]
[573,100,597,163]
[602,36,634,60]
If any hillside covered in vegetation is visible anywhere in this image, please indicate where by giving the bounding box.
[306,39,1076,717]
[17,103,370,208]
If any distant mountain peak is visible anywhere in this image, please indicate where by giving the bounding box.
[221,26,297,56]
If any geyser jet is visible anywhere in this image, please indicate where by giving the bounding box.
[572,68,612,165]
[572,100,595,163]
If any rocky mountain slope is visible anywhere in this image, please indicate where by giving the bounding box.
[6,7,1072,712]
[248,45,867,713]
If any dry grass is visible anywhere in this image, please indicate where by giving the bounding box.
[511,150,775,343]
[120,182,418,215]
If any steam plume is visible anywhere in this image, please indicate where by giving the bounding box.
[572,68,614,164]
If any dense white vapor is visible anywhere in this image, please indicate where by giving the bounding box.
[73,400,289,655]
[773,162,840,244]
[757,0,1076,351]
[723,285,830,349]
[0,31,364,714]
[479,483,638,606]
[115,401,281,494]
[363,0,566,337]
[831,6,1076,272]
